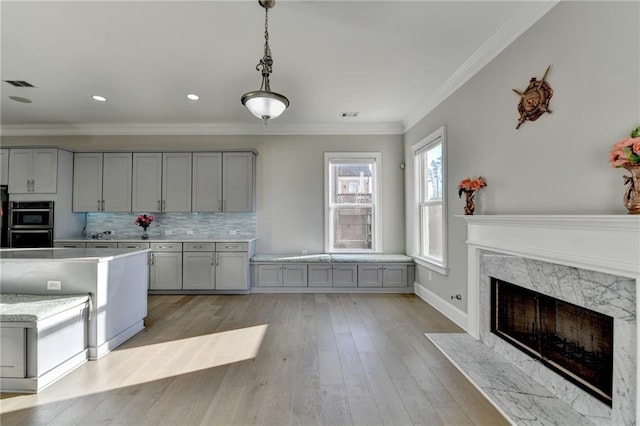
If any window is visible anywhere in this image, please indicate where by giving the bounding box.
[412,126,447,273]
[325,152,381,252]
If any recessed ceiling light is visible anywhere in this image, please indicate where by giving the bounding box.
[186,93,200,101]
[92,95,107,102]
[9,96,32,103]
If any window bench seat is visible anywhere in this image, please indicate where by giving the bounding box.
[0,293,91,393]
[251,254,415,293]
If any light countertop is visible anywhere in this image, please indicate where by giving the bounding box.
[251,253,414,263]
[56,236,256,243]
[0,293,91,322]
[0,247,149,262]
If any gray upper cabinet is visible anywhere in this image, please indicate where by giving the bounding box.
[132,152,191,213]
[0,149,9,186]
[223,152,255,212]
[192,152,222,212]
[132,153,162,212]
[192,151,255,213]
[74,152,132,212]
[9,148,57,193]
[162,153,192,212]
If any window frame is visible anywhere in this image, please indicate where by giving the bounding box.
[324,152,382,253]
[411,126,448,274]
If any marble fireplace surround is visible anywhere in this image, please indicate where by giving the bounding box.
[462,215,639,425]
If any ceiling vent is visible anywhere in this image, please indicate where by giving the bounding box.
[341,112,359,118]
[4,80,35,88]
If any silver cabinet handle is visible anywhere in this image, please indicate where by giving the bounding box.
[31,179,35,192]
[162,200,166,211]
[157,200,161,210]
[211,255,215,266]
[216,253,220,266]
[102,200,105,211]
[98,199,102,210]
[28,179,33,192]
[150,253,155,265]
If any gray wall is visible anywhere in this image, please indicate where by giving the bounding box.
[404,2,640,313]
[1,134,405,254]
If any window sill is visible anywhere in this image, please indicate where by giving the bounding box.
[412,256,449,276]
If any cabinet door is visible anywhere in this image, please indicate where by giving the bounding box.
[216,252,248,290]
[283,264,307,287]
[8,149,32,193]
[192,152,222,212]
[162,153,192,212]
[0,328,26,378]
[73,153,103,212]
[183,252,215,290]
[308,264,333,287]
[150,251,183,290]
[333,264,358,288]
[31,149,57,193]
[358,264,383,287]
[382,264,407,287]
[222,152,255,212]
[132,153,162,212]
[256,264,283,287]
[0,149,9,186]
[102,153,132,212]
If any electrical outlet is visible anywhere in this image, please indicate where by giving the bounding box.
[229,230,237,235]
[301,250,308,255]
[47,280,62,290]
[187,230,194,235]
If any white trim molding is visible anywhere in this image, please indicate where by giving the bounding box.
[414,281,467,331]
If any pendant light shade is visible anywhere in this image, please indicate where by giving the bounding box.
[241,90,289,121]
[241,0,289,124]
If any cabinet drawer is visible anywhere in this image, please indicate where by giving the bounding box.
[54,242,86,248]
[183,242,215,251]
[117,242,151,249]
[86,241,118,248]
[151,242,182,252]
[216,242,248,252]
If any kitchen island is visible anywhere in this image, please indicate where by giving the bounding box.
[0,247,148,359]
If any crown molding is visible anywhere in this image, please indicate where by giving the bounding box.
[0,121,404,137]
[403,0,559,133]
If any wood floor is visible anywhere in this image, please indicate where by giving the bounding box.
[0,294,508,425]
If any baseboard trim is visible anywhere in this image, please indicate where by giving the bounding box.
[414,282,468,331]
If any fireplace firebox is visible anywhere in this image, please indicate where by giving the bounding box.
[491,278,614,405]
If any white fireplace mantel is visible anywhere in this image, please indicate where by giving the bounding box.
[462,214,640,423]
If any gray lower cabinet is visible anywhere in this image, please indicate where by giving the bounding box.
[256,263,307,287]
[183,251,215,290]
[149,243,182,290]
[358,264,407,287]
[54,242,87,248]
[215,251,248,291]
[308,264,333,287]
[332,264,358,287]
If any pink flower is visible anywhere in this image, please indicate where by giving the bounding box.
[632,138,640,156]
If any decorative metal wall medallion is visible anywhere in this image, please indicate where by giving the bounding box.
[512,65,553,129]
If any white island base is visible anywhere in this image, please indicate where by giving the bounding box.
[0,248,149,360]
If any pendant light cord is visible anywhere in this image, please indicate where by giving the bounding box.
[257,7,273,91]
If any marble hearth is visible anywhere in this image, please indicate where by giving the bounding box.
[434,216,639,425]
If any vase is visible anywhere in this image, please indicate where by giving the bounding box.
[464,191,476,215]
[622,164,640,214]
[141,226,149,239]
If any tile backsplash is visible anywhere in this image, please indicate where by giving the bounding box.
[86,212,256,239]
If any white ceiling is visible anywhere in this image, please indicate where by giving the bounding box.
[0,1,557,136]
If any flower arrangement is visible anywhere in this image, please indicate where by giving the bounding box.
[458,177,487,197]
[458,177,487,215]
[134,214,154,230]
[609,126,640,167]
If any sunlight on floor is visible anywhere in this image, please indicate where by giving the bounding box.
[0,324,268,414]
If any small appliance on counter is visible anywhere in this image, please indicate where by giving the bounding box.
[8,201,54,248]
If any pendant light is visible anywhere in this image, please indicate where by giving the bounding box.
[241,0,289,124]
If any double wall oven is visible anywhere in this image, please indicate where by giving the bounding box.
[8,201,54,248]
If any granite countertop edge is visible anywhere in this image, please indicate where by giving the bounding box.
[251,253,414,263]
[56,237,257,243]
